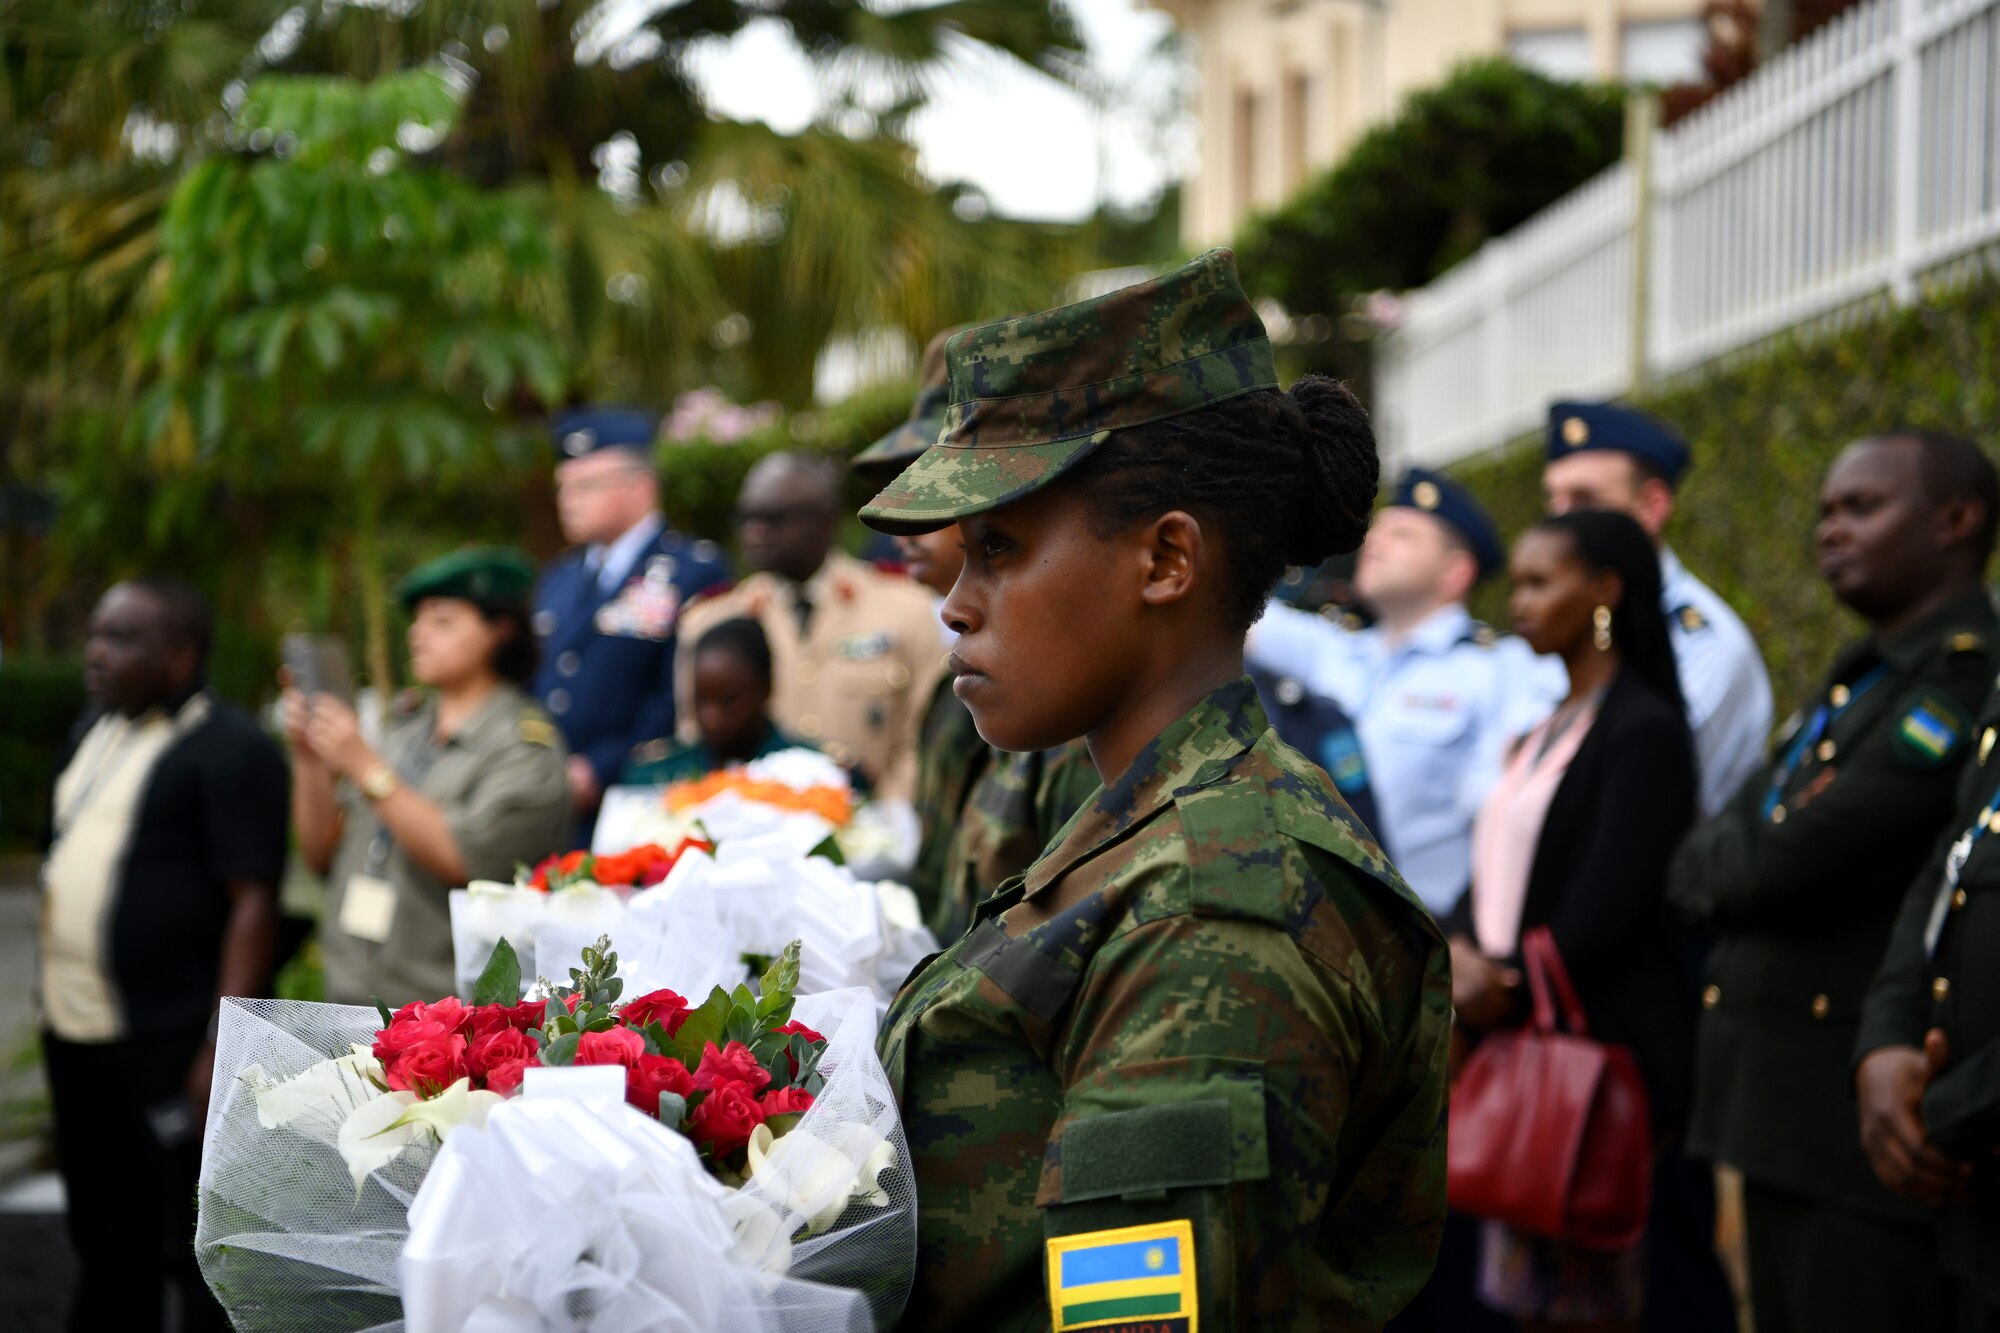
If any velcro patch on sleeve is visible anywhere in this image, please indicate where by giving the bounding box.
[1047,1219,1198,1332]
[1895,690,1972,769]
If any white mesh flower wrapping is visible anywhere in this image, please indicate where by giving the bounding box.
[196,990,914,1332]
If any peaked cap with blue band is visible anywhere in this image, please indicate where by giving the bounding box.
[550,406,657,460]
[858,248,1279,534]
[1390,468,1505,581]
[1545,400,1690,485]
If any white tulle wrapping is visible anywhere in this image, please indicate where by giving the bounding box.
[196,990,913,1331]
[449,844,936,1015]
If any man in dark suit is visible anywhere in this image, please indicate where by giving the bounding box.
[531,407,730,843]
[1671,430,2000,1333]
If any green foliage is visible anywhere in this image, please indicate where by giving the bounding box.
[1235,59,1627,316]
[1453,276,2000,723]
[472,937,524,1008]
[0,657,84,850]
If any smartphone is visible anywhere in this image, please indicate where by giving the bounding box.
[281,633,355,703]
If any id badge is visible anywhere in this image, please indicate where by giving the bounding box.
[339,874,398,943]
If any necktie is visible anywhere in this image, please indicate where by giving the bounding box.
[793,586,814,638]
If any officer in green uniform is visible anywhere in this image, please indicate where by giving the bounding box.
[618,617,813,786]
[1852,439,2000,1333]
[859,251,1451,1331]
[851,327,980,919]
[1669,431,2000,1333]
[293,548,571,1007]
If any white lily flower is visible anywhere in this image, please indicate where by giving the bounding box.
[743,1120,898,1236]
[334,1077,504,1196]
[242,1046,387,1140]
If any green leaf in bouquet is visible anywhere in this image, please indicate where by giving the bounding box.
[372,996,393,1029]
[671,987,732,1065]
[542,1031,580,1067]
[754,1039,790,1089]
[807,834,845,866]
[762,1111,805,1140]
[758,940,802,1007]
[656,1091,687,1127]
[739,951,774,977]
[723,1002,760,1046]
[471,937,524,1007]
[542,996,568,1030]
[786,1034,815,1081]
[731,982,756,1010]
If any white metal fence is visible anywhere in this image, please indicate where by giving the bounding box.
[1376,0,2000,469]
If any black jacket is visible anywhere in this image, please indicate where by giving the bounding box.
[1858,681,2000,1303]
[1675,587,1999,1222]
[1448,667,1700,1133]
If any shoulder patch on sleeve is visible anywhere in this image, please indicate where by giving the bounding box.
[518,712,558,747]
[1046,1219,1197,1332]
[1894,689,1973,769]
[1947,630,1987,656]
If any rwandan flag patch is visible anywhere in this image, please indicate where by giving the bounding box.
[1047,1219,1198,1332]
[1897,693,1969,769]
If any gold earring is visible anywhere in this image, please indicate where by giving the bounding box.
[1593,605,1613,652]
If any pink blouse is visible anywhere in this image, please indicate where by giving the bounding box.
[1469,703,1600,957]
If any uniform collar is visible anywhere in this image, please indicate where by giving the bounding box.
[798,550,863,608]
[1394,602,1475,655]
[1022,676,1266,899]
[412,683,518,748]
[1871,584,1999,674]
[587,511,664,587]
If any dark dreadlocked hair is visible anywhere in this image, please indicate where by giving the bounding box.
[1055,373,1379,633]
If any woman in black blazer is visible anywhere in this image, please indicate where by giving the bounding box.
[1447,509,1698,1329]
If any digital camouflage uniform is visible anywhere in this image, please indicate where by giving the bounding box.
[930,739,1099,946]
[906,680,986,921]
[859,250,1452,1332]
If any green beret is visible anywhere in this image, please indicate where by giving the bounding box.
[396,546,538,611]
[858,249,1277,535]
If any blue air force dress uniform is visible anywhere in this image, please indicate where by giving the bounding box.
[1247,469,1562,916]
[531,408,731,798]
[1547,402,1774,818]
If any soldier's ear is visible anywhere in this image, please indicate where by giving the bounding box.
[1937,491,1985,554]
[1137,510,1202,609]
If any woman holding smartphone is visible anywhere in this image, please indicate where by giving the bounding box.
[284,547,569,1006]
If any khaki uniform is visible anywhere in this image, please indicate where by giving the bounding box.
[322,685,569,1007]
[674,551,947,803]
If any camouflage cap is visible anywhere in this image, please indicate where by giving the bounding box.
[848,325,968,481]
[858,249,1277,534]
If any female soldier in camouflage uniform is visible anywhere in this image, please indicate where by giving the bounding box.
[857,250,1452,1332]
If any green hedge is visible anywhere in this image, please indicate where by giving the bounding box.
[0,658,85,850]
[1452,276,2000,723]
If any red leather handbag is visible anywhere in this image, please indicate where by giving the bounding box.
[1447,926,1654,1249]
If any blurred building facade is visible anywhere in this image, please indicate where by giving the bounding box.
[1150,0,1708,246]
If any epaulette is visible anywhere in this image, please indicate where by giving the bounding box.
[391,688,426,717]
[518,709,558,748]
[687,578,739,605]
[1315,606,1365,632]
[1675,605,1709,633]
[628,737,671,763]
[1946,630,1987,656]
[1468,623,1498,649]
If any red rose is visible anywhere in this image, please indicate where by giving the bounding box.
[759,1086,814,1117]
[373,1018,453,1067]
[774,1020,825,1076]
[694,1041,772,1095]
[626,1054,696,1118]
[483,1050,539,1095]
[574,1025,646,1069]
[383,1032,469,1097]
[686,1082,765,1157]
[468,999,546,1040]
[620,988,692,1036]
[467,1028,538,1092]
[388,996,471,1034]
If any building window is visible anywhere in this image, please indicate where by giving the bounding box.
[1507,27,1592,82]
[1621,18,1707,85]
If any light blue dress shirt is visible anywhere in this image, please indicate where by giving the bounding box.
[1659,547,1773,817]
[1248,602,1563,914]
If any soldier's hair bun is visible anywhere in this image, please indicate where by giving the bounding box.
[1283,374,1378,566]
[1058,375,1383,636]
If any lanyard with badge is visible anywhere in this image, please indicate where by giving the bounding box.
[1924,736,2000,959]
[337,721,443,946]
[1759,665,1890,821]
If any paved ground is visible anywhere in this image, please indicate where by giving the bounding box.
[0,870,74,1332]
